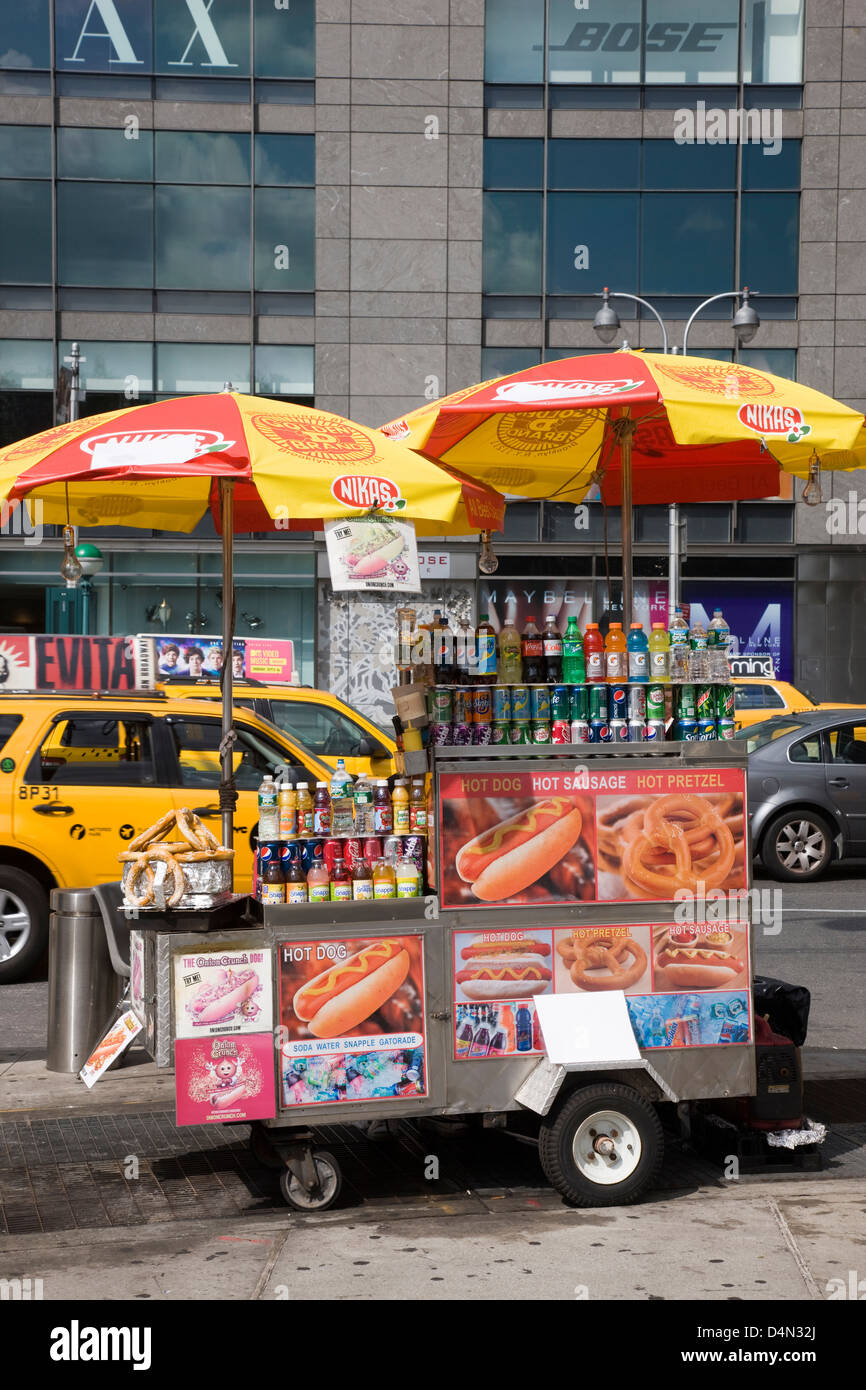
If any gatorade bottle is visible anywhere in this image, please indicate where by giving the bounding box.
[521,616,544,684]
[627,622,649,683]
[475,613,497,685]
[604,621,627,683]
[542,615,563,683]
[562,615,585,684]
[497,617,523,685]
[648,622,670,682]
[584,622,604,684]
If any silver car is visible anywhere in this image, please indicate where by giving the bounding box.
[746,708,866,880]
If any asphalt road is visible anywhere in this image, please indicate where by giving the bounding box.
[2,869,865,1054]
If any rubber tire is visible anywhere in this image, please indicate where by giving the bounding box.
[538,1083,664,1208]
[760,808,834,883]
[0,866,50,985]
[279,1151,342,1211]
[249,1126,285,1170]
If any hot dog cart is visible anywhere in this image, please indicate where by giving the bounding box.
[130,739,759,1211]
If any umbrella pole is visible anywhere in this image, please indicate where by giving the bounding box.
[620,412,634,632]
[219,479,236,862]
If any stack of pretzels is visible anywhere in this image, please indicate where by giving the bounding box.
[118,807,234,909]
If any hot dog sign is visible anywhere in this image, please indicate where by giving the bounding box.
[173,948,273,1038]
[323,515,420,592]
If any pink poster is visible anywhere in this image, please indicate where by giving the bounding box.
[175,1034,276,1127]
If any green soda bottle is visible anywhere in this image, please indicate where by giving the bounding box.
[562,616,585,683]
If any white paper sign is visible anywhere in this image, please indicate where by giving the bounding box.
[535,992,641,1068]
[324,517,420,592]
[79,1009,143,1088]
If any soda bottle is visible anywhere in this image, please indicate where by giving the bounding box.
[455,618,476,686]
[295,781,313,836]
[313,781,332,836]
[499,1004,516,1052]
[626,621,649,683]
[456,1010,475,1059]
[521,616,544,683]
[562,615,585,683]
[469,1012,491,1059]
[584,621,605,683]
[432,610,455,684]
[351,856,373,901]
[542,615,563,683]
[475,612,497,685]
[515,1005,533,1052]
[648,622,670,682]
[257,774,279,841]
[329,856,352,902]
[604,621,627,683]
[497,615,523,684]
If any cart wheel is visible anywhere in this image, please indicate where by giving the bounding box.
[279,1151,342,1211]
[539,1083,663,1208]
[249,1126,284,1170]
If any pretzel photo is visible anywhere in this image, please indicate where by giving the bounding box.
[598,793,743,900]
[562,932,647,992]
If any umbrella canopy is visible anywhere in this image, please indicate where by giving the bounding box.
[0,393,504,535]
[381,351,865,506]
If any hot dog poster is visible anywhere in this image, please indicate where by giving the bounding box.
[175,1035,276,1126]
[324,517,421,592]
[438,767,746,910]
[278,936,427,1107]
[173,947,273,1039]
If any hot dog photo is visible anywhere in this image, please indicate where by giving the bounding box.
[652,923,749,993]
[454,932,554,1002]
[173,947,272,1038]
[323,517,419,592]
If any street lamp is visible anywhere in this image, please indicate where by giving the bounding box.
[593,287,760,621]
[74,542,104,634]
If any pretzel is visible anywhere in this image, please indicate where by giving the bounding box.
[174,848,235,862]
[175,807,207,852]
[128,808,177,853]
[190,815,220,852]
[622,794,735,897]
[568,933,647,992]
[126,846,185,908]
[125,860,156,907]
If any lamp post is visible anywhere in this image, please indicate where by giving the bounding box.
[74,542,104,634]
[593,287,760,622]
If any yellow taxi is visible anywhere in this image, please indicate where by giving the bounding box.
[158,678,396,780]
[0,691,332,983]
[734,678,861,730]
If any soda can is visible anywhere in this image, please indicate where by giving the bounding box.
[281,840,302,865]
[551,718,571,744]
[343,837,362,872]
[610,719,629,742]
[530,685,551,720]
[258,842,279,876]
[471,685,492,723]
[471,720,492,744]
[323,837,343,875]
[301,838,324,873]
[452,688,469,723]
[677,684,697,719]
[383,835,403,865]
[628,718,645,742]
[589,719,611,743]
[430,722,452,746]
[645,719,666,742]
[363,836,383,866]
[531,719,551,744]
[715,684,735,719]
[491,721,511,745]
[627,685,646,721]
[646,683,666,719]
[428,686,452,723]
[609,685,628,720]
[716,717,736,741]
[510,722,532,745]
[451,721,473,745]
[675,717,698,742]
[570,718,590,744]
[697,717,716,741]
[589,684,609,720]
[551,685,570,721]
[695,684,714,720]
[511,684,531,721]
[570,684,589,721]
[492,685,512,722]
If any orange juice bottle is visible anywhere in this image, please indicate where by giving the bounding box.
[604,621,627,683]
[372,857,396,899]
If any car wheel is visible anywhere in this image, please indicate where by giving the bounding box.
[0,867,50,984]
[761,809,834,882]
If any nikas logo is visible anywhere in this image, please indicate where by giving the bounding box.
[736,403,811,444]
[331,475,407,512]
[494,379,643,404]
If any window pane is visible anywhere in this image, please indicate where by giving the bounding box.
[0,339,52,389]
[643,140,736,189]
[254,0,315,79]
[58,339,153,392]
[0,389,51,446]
[548,140,640,190]
[737,503,794,543]
[58,183,153,286]
[827,726,866,764]
[485,0,544,83]
[0,181,51,282]
[36,717,155,786]
[641,193,734,294]
[549,0,642,84]
[744,0,804,84]
[681,503,731,543]
[156,131,249,184]
[254,345,314,397]
[483,192,542,294]
[2,0,50,68]
[57,126,153,180]
[742,138,801,189]
[254,188,314,291]
[484,139,543,190]
[153,0,248,77]
[739,348,796,380]
[156,186,249,289]
[254,134,315,187]
[0,126,50,177]
[55,0,151,74]
[740,193,798,294]
[645,0,739,85]
[789,736,821,763]
[547,192,638,294]
[156,343,250,394]
[267,701,365,757]
[481,347,542,378]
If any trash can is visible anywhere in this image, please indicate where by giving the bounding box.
[47,888,118,1073]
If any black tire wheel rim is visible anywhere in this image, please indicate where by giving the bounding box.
[775,818,827,875]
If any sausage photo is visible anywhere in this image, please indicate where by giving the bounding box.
[292,938,411,1039]
[653,927,746,991]
[455,797,583,901]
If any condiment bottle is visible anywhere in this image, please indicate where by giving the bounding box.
[330,856,352,902]
[307,858,330,904]
[278,783,297,839]
[372,857,396,899]
[351,856,374,901]
[295,782,314,836]
[373,779,393,834]
[392,778,410,834]
[313,781,332,836]
[285,858,308,904]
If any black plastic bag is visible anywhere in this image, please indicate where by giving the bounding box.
[752,975,811,1047]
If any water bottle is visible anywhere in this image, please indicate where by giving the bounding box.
[669,607,689,683]
[257,774,279,841]
[330,758,355,836]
